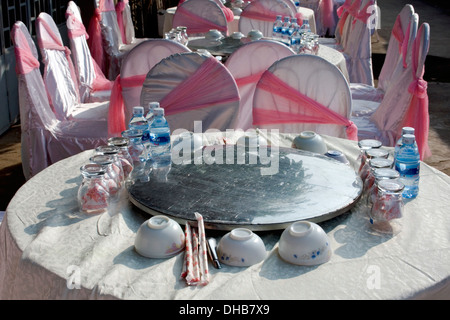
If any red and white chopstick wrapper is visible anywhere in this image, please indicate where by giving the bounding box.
[181,212,209,286]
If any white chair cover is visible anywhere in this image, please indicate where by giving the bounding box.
[352,23,430,155]
[140,52,240,133]
[238,0,294,37]
[378,5,416,92]
[36,12,110,122]
[107,39,191,136]
[116,0,135,45]
[224,40,295,130]
[344,0,377,86]
[351,13,418,115]
[172,0,228,37]
[90,0,144,80]
[115,0,149,46]
[350,5,416,103]
[252,54,353,139]
[66,1,113,103]
[12,21,108,179]
[318,0,356,50]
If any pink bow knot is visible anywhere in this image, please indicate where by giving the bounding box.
[408,78,427,98]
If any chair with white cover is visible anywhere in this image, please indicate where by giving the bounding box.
[343,0,377,86]
[87,0,144,80]
[66,1,113,103]
[12,21,108,179]
[318,0,358,50]
[140,52,240,133]
[350,9,418,106]
[252,54,357,140]
[172,0,228,37]
[238,0,294,37]
[36,12,110,122]
[108,39,191,137]
[352,23,431,160]
[224,40,295,130]
[350,13,419,117]
[115,0,149,45]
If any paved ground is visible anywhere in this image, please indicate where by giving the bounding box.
[0,0,449,211]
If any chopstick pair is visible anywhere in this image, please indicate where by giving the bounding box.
[181,212,209,286]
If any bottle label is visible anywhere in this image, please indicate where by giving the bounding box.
[142,131,150,142]
[395,162,420,176]
[150,133,170,146]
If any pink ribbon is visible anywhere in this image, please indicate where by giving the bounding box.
[66,11,89,39]
[159,57,240,115]
[400,33,431,160]
[14,31,40,74]
[253,71,358,140]
[87,8,105,73]
[174,5,228,35]
[234,71,265,87]
[392,14,411,68]
[321,0,335,29]
[115,0,127,44]
[352,0,374,26]
[240,0,283,22]
[336,0,352,18]
[108,74,146,137]
[37,16,79,100]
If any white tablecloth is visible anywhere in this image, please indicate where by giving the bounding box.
[163,6,316,36]
[316,44,348,81]
[1,132,449,300]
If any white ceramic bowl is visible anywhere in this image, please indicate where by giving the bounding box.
[205,29,224,40]
[292,131,327,154]
[172,131,203,154]
[278,221,332,266]
[231,31,244,39]
[135,215,185,258]
[217,228,266,267]
[247,29,263,41]
[236,130,267,148]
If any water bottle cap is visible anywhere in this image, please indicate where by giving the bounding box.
[402,134,415,144]
[133,106,144,114]
[148,102,160,110]
[402,127,415,135]
[154,107,164,116]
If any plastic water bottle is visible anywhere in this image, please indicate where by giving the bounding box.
[146,101,160,124]
[289,25,301,52]
[394,134,420,199]
[129,106,150,156]
[287,18,298,39]
[272,15,282,39]
[394,127,416,160]
[281,16,291,40]
[149,107,171,167]
[299,19,311,35]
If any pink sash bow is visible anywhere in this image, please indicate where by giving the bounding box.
[392,14,411,68]
[159,57,239,115]
[400,37,431,160]
[108,74,146,136]
[14,31,40,75]
[253,71,358,140]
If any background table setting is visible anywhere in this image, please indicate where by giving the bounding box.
[1,130,449,300]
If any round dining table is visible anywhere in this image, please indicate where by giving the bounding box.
[162,5,317,36]
[1,131,449,300]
